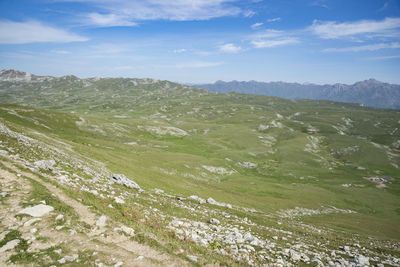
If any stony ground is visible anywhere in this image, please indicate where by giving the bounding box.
[0,75,399,266]
[1,151,400,266]
[0,160,187,266]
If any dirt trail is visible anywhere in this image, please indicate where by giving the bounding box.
[1,160,187,266]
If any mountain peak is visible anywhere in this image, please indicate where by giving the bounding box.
[0,69,32,82]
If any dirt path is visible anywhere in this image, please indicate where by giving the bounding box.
[1,160,187,266]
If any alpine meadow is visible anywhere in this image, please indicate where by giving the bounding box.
[1,0,400,267]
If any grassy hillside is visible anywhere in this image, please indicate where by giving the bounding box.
[1,75,400,265]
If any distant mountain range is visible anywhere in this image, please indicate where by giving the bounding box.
[193,80,400,109]
[1,69,400,109]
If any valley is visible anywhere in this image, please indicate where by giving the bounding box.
[0,70,399,266]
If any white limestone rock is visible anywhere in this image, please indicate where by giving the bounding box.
[110,174,142,191]
[18,204,54,217]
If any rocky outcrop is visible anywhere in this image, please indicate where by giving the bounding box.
[18,204,54,217]
[34,160,56,170]
[110,174,143,191]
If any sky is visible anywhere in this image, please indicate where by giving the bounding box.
[0,0,400,84]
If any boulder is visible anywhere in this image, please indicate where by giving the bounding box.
[120,225,135,236]
[111,174,142,191]
[206,197,218,205]
[18,204,54,217]
[209,218,220,225]
[290,249,302,261]
[96,215,107,227]
[188,195,206,204]
[34,160,56,170]
[114,196,125,204]
[354,255,369,266]
[0,239,20,252]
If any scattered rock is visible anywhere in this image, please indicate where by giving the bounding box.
[34,160,56,170]
[209,218,220,225]
[187,255,198,262]
[18,204,54,217]
[238,162,258,168]
[55,214,64,221]
[289,249,301,261]
[120,225,135,236]
[202,165,235,175]
[58,254,78,264]
[207,197,218,205]
[24,218,41,227]
[0,239,20,252]
[154,188,164,194]
[188,195,206,204]
[136,256,144,261]
[114,196,125,204]
[139,125,188,137]
[96,215,107,228]
[354,254,369,266]
[110,174,142,191]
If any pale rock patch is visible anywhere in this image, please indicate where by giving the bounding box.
[18,204,54,217]
[0,239,20,252]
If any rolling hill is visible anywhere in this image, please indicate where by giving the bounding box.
[0,69,399,266]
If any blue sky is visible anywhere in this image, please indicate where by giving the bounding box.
[0,0,399,84]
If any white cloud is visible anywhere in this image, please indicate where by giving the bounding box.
[85,13,137,27]
[324,42,400,52]
[267,17,281,22]
[367,55,400,60]
[310,17,400,39]
[250,29,299,48]
[0,20,88,44]
[173,49,186,53]
[61,0,242,21]
[243,10,256,18]
[51,50,71,54]
[251,29,285,39]
[311,0,328,8]
[251,22,263,29]
[219,43,242,53]
[176,61,223,68]
[251,38,299,48]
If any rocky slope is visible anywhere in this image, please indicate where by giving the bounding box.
[1,118,399,266]
[0,70,399,266]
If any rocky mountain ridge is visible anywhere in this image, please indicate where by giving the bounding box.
[194,79,400,109]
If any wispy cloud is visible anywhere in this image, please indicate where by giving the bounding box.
[84,13,137,27]
[366,55,400,60]
[175,61,223,68]
[251,29,286,39]
[251,38,299,48]
[51,50,71,54]
[60,0,242,21]
[310,17,400,39]
[267,17,281,22]
[0,20,88,44]
[250,29,299,48]
[219,43,242,53]
[251,22,263,29]
[173,49,187,53]
[311,0,328,8]
[243,10,256,18]
[324,42,400,52]
[379,2,389,12]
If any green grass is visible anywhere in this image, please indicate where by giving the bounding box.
[0,77,399,264]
